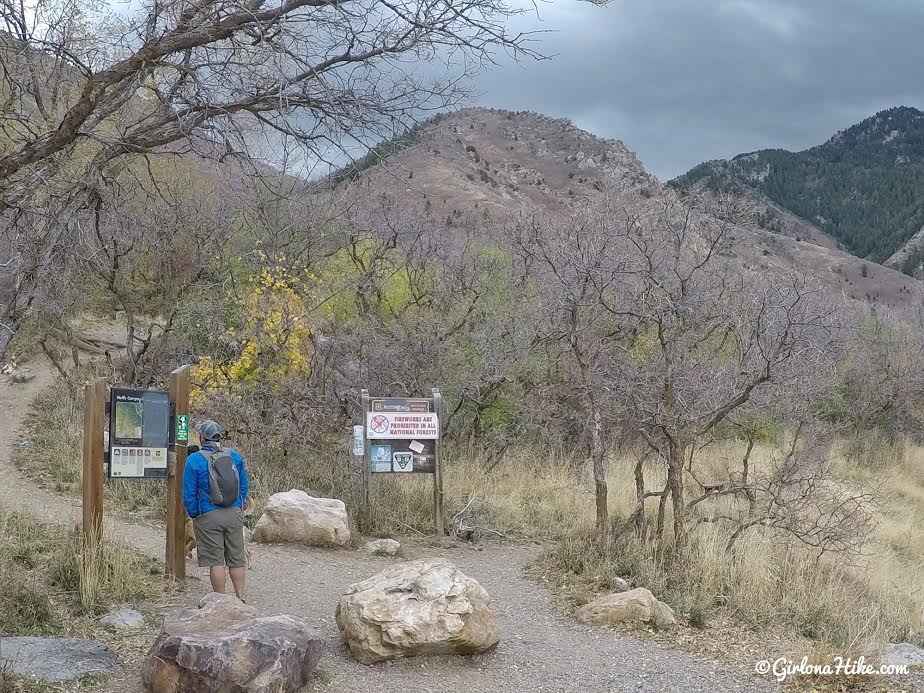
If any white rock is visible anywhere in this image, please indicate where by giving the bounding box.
[336,558,499,664]
[100,607,144,629]
[364,539,401,556]
[10,368,34,383]
[575,587,676,628]
[252,489,350,547]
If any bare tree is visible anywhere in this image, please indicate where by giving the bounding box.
[0,0,537,360]
[504,187,636,531]
[609,193,840,545]
[691,424,875,559]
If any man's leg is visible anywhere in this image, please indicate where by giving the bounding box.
[224,508,248,601]
[193,512,226,593]
[209,566,227,593]
[229,566,245,600]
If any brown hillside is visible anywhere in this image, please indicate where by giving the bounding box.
[344,108,923,309]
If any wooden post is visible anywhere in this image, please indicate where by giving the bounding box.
[166,365,190,580]
[81,380,106,548]
[361,389,371,525]
[432,388,444,537]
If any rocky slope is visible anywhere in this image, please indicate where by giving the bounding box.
[341,108,655,224]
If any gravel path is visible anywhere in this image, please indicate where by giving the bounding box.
[0,362,774,692]
[0,365,165,557]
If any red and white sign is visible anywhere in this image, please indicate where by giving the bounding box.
[367,412,439,439]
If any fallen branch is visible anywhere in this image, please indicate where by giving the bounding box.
[450,495,505,541]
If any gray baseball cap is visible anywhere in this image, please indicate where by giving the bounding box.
[194,420,222,442]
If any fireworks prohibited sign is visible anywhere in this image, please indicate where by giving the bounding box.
[366,412,439,439]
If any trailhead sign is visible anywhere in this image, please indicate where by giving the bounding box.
[82,366,193,581]
[359,389,445,535]
[108,387,170,478]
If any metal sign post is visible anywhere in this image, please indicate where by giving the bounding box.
[360,388,444,536]
[432,389,444,537]
[361,389,372,521]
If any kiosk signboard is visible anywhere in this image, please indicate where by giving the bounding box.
[360,389,444,535]
[365,406,439,473]
[108,388,171,479]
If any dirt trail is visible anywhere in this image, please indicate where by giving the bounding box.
[0,359,773,693]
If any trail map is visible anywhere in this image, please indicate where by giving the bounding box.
[115,401,143,440]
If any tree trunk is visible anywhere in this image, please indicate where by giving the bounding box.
[656,486,668,538]
[0,325,14,363]
[633,455,646,535]
[667,442,686,546]
[742,437,757,518]
[590,405,608,532]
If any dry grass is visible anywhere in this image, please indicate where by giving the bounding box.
[243,444,595,539]
[532,440,924,652]
[0,511,168,634]
[0,510,175,692]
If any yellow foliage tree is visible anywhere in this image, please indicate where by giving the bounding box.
[192,261,313,402]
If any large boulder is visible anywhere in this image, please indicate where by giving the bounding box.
[575,587,677,628]
[336,558,499,664]
[252,490,350,547]
[142,593,323,693]
[0,637,121,682]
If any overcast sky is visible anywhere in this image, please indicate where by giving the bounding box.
[470,0,924,180]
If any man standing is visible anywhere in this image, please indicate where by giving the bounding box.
[183,420,250,601]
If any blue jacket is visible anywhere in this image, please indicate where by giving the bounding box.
[182,443,249,518]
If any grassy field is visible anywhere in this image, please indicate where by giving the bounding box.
[14,374,924,655]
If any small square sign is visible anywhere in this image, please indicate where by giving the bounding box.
[371,444,392,473]
[392,452,414,473]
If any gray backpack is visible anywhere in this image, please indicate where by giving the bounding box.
[201,447,240,508]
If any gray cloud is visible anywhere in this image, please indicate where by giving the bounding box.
[471,0,924,179]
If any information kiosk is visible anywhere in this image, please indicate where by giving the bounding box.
[107,387,171,478]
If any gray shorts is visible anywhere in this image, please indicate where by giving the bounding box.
[193,507,245,568]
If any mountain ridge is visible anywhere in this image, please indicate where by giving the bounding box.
[338,107,922,308]
[671,106,924,272]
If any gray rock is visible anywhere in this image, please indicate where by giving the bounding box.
[0,636,121,682]
[575,587,677,628]
[142,593,324,693]
[9,368,34,384]
[881,642,924,667]
[611,577,630,592]
[100,607,145,630]
[363,538,401,557]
